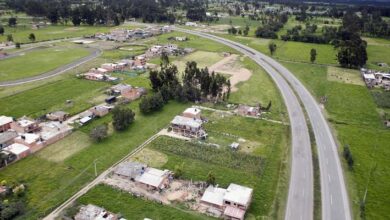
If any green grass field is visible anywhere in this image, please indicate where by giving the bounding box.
[0,46,90,82]
[281,62,390,219]
[0,78,108,117]
[172,50,224,72]
[1,25,111,43]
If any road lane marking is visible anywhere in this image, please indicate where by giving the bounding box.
[328,174,331,182]
[331,194,333,206]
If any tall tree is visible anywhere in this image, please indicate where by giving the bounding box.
[8,17,17,27]
[28,33,36,42]
[268,42,277,56]
[112,106,135,131]
[0,26,4,35]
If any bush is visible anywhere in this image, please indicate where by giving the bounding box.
[89,124,108,142]
[112,106,135,131]
[371,91,390,108]
[139,93,165,114]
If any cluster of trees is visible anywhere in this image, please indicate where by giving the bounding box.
[335,11,368,68]
[361,10,390,37]
[0,181,27,219]
[5,0,175,26]
[140,56,230,114]
[227,25,249,36]
[186,3,207,22]
[112,106,135,131]
[255,13,288,39]
[281,24,338,44]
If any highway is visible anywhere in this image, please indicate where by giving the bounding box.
[0,47,101,87]
[175,28,351,220]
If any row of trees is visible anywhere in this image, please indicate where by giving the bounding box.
[255,13,288,39]
[281,24,338,44]
[227,25,250,36]
[5,0,175,26]
[140,55,230,114]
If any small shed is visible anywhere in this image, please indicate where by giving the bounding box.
[3,143,31,160]
[105,96,117,104]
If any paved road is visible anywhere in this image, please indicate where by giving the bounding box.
[176,28,314,220]
[0,47,101,87]
[176,28,351,220]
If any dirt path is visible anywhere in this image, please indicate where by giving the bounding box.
[208,54,252,92]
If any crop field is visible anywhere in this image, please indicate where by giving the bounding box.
[0,101,189,219]
[282,62,390,219]
[0,45,90,82]
[327,66,364,86]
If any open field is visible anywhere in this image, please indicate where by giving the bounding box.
[0,45,90,82]
[0,25,139,44]
[0,101,189,219]
[172,50,225,72]
[0,78,108,117]
[75,184,213,220]
[327,66,364,86]
[282,62,390,219]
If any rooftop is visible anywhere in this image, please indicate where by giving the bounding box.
[114,161,146,178]
[171,116,202,128]
[224,183,253,206]
[0,116,13,126]
[135,167,169,188]
[0,131,18,144]
[183,107,201,116]
[3,143,30,155]
[201,185,227,207]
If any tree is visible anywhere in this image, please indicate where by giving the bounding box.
[15,42,21,49]
[112,106,135,131]
[0,26,4,35]
[173,162,184,178]
[28,33,36,42]
[90,124,108,142]
[6,34,13,42]
[268,42,277,56]
[343,145,354,170]
[310,48,317,63]
[206,171,216,186]
[71,8,82,26]
[139,93,165,114]
[160,52,170,67]
[8,17,17,27]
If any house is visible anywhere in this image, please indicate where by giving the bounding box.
[175,36,187,41]
[170,116,206,138]
[185,22,198,26]
[11,117,40,133]
[101,63,124,72]
[363,73,376,87]
[0,116,13,132]
[114,161,146,180]
[135,167,171,189]
[75,204,119,220]
[3,143,31,160]
[182,107,201,120]
[0,131,18,149]
[14,133,43,152]
[110,84,133,96]
[39,121,72,147]
[83,72,105,81]
[236,105,261,117]
[200,185,227,209]
[121,87,147,101]
[134,55,146,67]
[79,110,94,125]
[146,45,163,57]
[90,67,109,74]
[46,111,69,122]
[90,105,112,117]
[200,183,253,220]
[223,183,253,210]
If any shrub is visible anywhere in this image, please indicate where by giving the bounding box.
[112,106,135,131]
[90,124,108,142]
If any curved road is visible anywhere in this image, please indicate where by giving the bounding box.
[0,47,101,87]
[176,28,351,220]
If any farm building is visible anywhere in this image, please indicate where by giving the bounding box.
[105,96,117,104]
[0,131,18,149]
[121,87,147,101]
[39,121,72,148]
[182,107,202,120]
[0,116,13,132]
[170,116,206,138]
[46,111,69,122]
[3,143,31,160]
[236,105,261,117]
[11,117,40,133]
[110,84,133,95]
[75,204,119,220]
